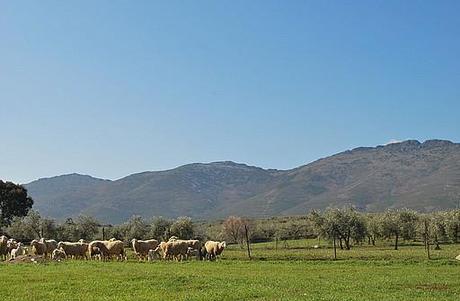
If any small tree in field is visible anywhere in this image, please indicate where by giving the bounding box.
[321,208,366,250]
[365,214,382,246]
[308,207,366,260]
[170,216,194,239]
[18,210,42,239]
[75,215,100,241]
[399,210,418,242]
[123,215,149,241]
[222,216,244,246]
[56,218,79,241]
[445,209,460,243]
[307,210,325,240]
[381,209,418,250]
[149,217,172,241]
[381,210,401,250]
[429,212,448,249]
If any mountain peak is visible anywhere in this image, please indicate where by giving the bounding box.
[377,139,456,152]
[179,161,264,171]
[382,139,421,151]
[31,173,109,185]
[421,139,455,148]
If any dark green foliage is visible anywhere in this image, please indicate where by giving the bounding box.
[0,180,33,228]
[149,217,173,241]
[445,209,460,243]
[6,211,99,242]
[308,207,366,250]
[55,218,80,242]
[75,215,100,241]
[170,216,194,239]
[122,215,149,241]
[6,210,56,240]
[380,209,418,250]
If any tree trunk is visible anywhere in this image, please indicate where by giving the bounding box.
[339,238,343,250]
[345,236,351,250]
[434,234,441,250]
[346,230,351,250]
[427,240,430,259]
[424,219,430,259]
[394,234,399,250]
[423,232,427,250]
[455,225,459,244]
[434,242,441,250]
[333,234,337,260]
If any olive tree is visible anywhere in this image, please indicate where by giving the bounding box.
[429,212,448,249]
[365,214,382,246]
[381,209,418,250]
[149,217,173,241]
[76,215,100,241]
[170,216,194,239]
[6,210,56,241]
[308,208,366,250]
[445,209,460,243]
[123,215,149,241]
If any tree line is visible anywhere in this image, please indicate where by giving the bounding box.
[1,180,459,250]
[7,208,459,250]
[308,208,460,251]
[3,211,196,243]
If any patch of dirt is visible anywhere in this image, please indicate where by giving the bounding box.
[415,284,450,291]
[6,255,47,264]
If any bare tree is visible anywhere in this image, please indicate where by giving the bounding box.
[222,216,244,246]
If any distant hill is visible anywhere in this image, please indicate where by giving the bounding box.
[24,140,460,223]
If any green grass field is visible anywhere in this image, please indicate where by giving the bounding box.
[1,240,459,301]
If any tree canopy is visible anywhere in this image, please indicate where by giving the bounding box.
[0,180,34,228]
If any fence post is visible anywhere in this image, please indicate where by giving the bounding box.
[244,224,251,260]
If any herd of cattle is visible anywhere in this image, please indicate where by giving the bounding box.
[0,235,227,262]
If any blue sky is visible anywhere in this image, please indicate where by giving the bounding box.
[1,1,459,184]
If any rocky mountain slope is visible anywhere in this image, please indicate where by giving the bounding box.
[24,140,460,223]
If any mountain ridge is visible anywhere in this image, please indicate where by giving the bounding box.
[23,139,460,223]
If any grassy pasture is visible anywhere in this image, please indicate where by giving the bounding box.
[1,240,459,301]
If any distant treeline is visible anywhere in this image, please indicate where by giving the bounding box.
[1,208,460,251]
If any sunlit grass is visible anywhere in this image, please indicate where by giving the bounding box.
[1,240,459,301]
[224,239,460,262]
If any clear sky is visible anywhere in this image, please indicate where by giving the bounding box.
[1,1,459,184]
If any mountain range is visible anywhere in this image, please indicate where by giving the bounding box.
[23,139,460,223]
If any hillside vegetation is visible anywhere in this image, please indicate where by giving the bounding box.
[25,140,460,223]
